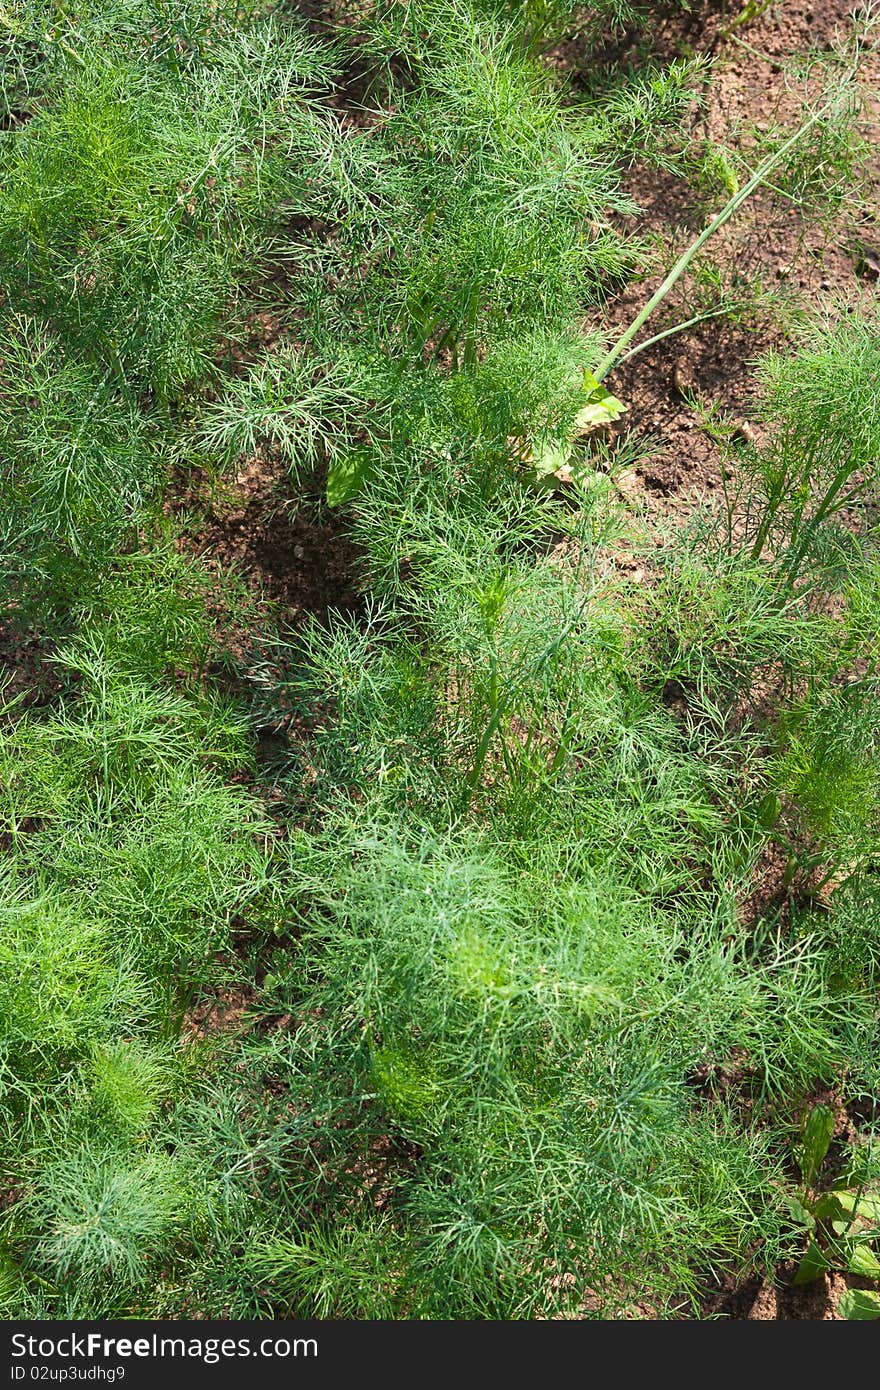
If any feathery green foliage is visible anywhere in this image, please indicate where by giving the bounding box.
[2,0,879,1323]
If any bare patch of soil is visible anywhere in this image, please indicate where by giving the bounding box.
[0,622,65,711]
[703,1266,849,1319]
[166,450,363,644]
[738,837,793,929]
[583,0,880,511]
[183,983,259,1041]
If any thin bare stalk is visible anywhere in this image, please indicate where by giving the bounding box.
[615,298,755,368]
[592,47,862,384]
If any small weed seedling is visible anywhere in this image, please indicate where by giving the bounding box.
[789,1104,880,1318]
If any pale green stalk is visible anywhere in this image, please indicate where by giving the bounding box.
[593,48,862,383]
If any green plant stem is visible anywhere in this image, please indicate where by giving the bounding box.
[461,553,593,813]
[615,299,755,368]
[748,445,805,561]
[592,52,861,384]
[0,5,21,35]
[719,0,776,42]
[728,32,780,64]
[0,7,87,67]
[54,35,85,68]
[780,474,867,585]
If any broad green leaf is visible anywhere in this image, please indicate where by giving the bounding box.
[839,1289,880,1320]
[786,1194,815,1229]
[327,450,372,506]
[573,397,627,431]
[532,436,572,478]
[846,1242,880,1278]
[812,1191,849,1222]
[531,372,628,481]
[575,372,627,432]
[794,1240,830,1284]
[830,1189,880,1222]
[799,1104,835,1186]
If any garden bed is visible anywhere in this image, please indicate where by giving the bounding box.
[1,0,879,1321]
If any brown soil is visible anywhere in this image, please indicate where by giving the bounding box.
[0,622,65,710]
[183,983,259,1042]
[586,0,880,513]
[703,1266,850,1319]
[167,452,362,630]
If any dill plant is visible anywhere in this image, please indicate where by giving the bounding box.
[240,813,862,1317]
[0,0,339,614]
[2,0,880,1325]
[205,0,706,501]
[251,390,879,1317]
[738,314,880,581]
[0,553,276,1310]
[24,1148,186,1298]
[0,5,316,1311]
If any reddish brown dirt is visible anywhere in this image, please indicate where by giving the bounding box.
[0,622,65,710]
[702,1267,849,1319]
[165,452,363,638]
[581,0,880,513]
[160,450,364,766]
[183,983,259,1042]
